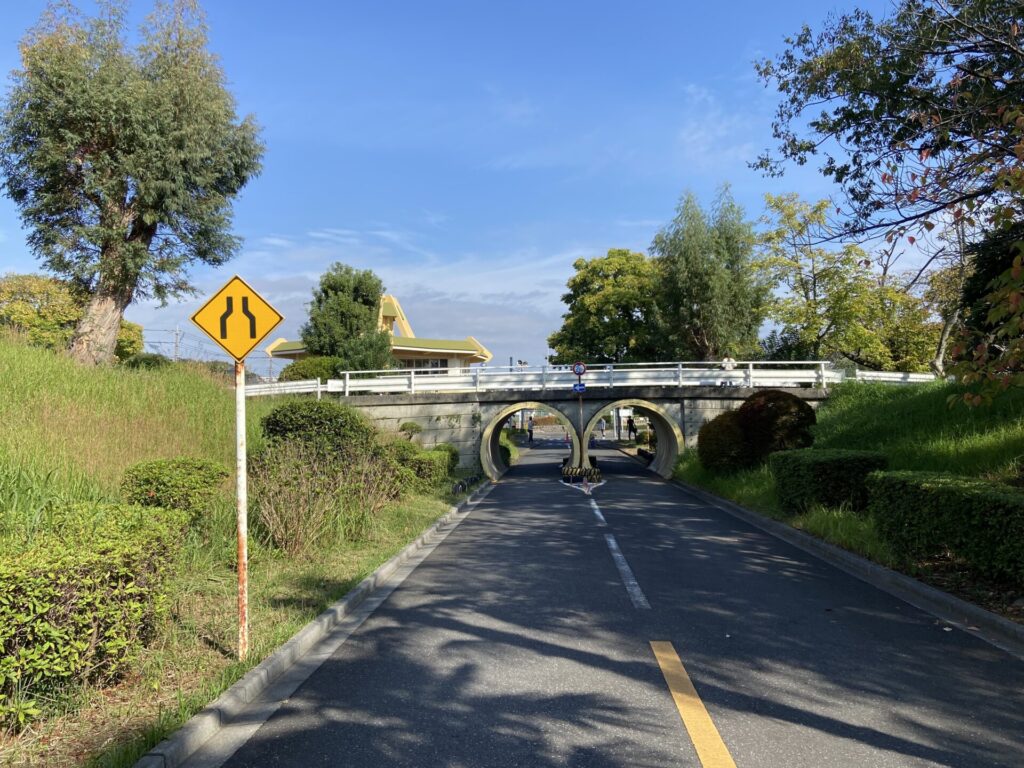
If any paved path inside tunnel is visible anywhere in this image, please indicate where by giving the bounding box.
[183,436,1024,768]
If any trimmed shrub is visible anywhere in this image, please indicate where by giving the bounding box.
[697,410,754,473]
[409,451,450,488]
[122,457,230,520]
[867,471,1024,584]
[278,356,344,382]
[736,389,815,461]
[399,421,423,439]
[261,399,375,453]
[769,449,888,513]
[498,430,518,468]
[0,504,187,728]
[434,442,461,474]
[121,352,170,370]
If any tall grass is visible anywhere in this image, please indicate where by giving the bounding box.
[0,336,281,528]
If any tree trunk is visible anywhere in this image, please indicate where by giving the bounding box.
[930,308,960,378]
[68,279,133,365]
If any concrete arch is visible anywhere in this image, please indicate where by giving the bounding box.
[480,401,580,480]
[584,399,684,479]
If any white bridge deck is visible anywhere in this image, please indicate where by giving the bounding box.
[245,361,938,398]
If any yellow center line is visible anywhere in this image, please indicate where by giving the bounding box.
[650,641,738,768]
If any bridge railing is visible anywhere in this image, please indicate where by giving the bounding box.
[245,360,856,398]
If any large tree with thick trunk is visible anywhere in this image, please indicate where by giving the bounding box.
[0,0,263,364]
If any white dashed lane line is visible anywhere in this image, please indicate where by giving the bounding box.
[604,533,651,610]
[589,498,607,525]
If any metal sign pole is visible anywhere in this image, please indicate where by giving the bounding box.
[235,359,249,660]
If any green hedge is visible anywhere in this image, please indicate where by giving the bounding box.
[121,457,229,520]
[409,451,450,488]
[433,442,461,474]
[736,389,815,462]
[867,471,1024,584]
[278,356,344,382]
[0,503,188,728]
[770,449,888,513]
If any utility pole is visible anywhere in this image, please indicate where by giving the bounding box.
[173,325,181,362]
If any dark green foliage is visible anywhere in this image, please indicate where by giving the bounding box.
[434,442,461,474]
[121,457,229,520]
[697,410,754,473]
[122,352,171,370]
[301,263,393,371]
[736,389,815,461]
[279,356,343,382]
[769,449,888,513]
[261,399,375,454]
[960,224,1024,339]
[0,503,188,729]
[651,187,766,359]
[867,471,1024,585]
[0,2,263,363]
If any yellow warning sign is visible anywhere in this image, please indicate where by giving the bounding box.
[191,275,284,361]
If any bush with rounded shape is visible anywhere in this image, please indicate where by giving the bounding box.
[697,410,755,473]
[279,356,344,382]
[122,457,229,520]
[434,442,461,474]
[261,399,376,453]
[399,421,423,439]
[122,352,171,370]
[736,389,815,461]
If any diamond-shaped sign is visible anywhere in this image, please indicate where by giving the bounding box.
[191,276,284,361]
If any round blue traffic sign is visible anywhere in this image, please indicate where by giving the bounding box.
[572,361,587,376]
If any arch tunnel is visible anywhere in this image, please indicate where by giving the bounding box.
[478,398,685,481]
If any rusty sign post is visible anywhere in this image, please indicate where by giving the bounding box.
[192,276,283,660]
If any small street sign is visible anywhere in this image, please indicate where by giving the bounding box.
[572,361,587,377]
[191,275,283,361]
[573,382,586,393]
[190,275,283,661]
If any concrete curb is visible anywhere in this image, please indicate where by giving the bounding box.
[133,483,493,768]
[670,477,1024,660]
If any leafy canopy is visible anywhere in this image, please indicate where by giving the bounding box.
[0,0,263,362]
[301,263,393,371]
[547,249,659,364]
[651,187,765,360]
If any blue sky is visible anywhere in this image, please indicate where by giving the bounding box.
[0,0,890,370]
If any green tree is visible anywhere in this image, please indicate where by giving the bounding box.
[759,194,940,371]
[301,264,393,371]
[0,273,142,360]
[547,249,659,364]
[0,1,263,365]
[755,0,1023,240]
[651,188,765,360]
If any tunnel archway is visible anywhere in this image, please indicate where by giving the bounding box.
[480,402,581,480]
[583,399,683,478]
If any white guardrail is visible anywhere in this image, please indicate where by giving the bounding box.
[242,360,929,398]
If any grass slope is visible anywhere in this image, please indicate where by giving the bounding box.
[675,380,1024,612]
[0,336,460,766]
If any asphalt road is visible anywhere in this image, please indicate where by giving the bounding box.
[186,430,1024,767]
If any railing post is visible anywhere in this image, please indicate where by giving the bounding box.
[474,367,480,392]
[541,365,547,392]
[817,362,826,388]
[608,365,614,388]
[677,362,683,386]
[316,378,322,401]
[746,363,753,388]
[410,369,416,394]
[344,371,350,396]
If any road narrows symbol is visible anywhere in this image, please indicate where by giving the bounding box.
[220,296,234,339]
[241,297,257,338]
[191,275,283,361]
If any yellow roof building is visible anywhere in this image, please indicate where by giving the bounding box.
[265,295,492,371]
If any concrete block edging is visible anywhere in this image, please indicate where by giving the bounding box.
[671,478,1024,660]
[133,483,493,768]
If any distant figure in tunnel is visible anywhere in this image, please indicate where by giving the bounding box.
[627,416,637,441]
[527,416,534,445]
[598,417,606,439]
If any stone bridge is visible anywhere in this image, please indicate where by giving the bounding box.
[337,385,829,480]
